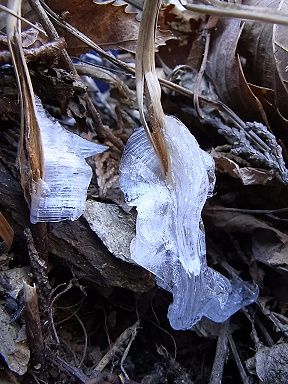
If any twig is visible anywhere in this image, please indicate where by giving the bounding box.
[228,335,250,384]
[94,320,140,373]
[193,29,210,119]
[205,206,288,215]
[74,313,88,369]
[209,320,230,384]
[24,228,51,318]
[120,322,139,379]
[0,211,14,253]
[30,222,49,264]
[46,351,88,383]
[48,280,75,345]
[23,282,44,371]
[181,0,288,26]
[28,0,123,151]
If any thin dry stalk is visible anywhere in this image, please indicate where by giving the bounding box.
[209,320,230,384]
[136,0,169,174]
[23,282,44,370]
[0,212,14,252]
[93,320,140,373]
[181,0,288,26]
[6,0,44,200]
[228,334,251,384]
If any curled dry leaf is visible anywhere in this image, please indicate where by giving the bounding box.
[206,18,268,123]
[205,209,288,272]
[212,149,275,185]
[241,0,288,118]
[46,0,173,55]
[157,4,206,69]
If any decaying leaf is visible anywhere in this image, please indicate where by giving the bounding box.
[0,306,30,375]
[207,18,268,123]
[84,200,135,263]
[240,0,288,119]
[246,343,288,383]
[0,268,31,376]
[212,149,275,185]
[46,0,173,54]
[205,209,288,272]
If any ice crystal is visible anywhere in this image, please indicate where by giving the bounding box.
[30,97,107,224]
[120,115,258,330]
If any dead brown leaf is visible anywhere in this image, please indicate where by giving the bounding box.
[212,150,275,185]
[46,0,173,54]
[205,209,288,272]
[207,18,268,123]
[273,0,288,117]
[246,343,288,383]
[240,0,288,119]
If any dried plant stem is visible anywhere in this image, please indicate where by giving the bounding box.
[0,212,14,252]
[28,0,123,151]
[93,320,140,373]
[23,282,44,370]
[194,29,210,119]
[136,0,168,174]
[228,335,251,384]
[6,0,44,194]
[37,0,254,132]
[181,0,288,26]
[209,320,230,384]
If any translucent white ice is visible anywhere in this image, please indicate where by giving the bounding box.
[30,97,107,224]
[120,115,258,330]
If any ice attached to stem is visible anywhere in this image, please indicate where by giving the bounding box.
[120,115,258,330]
[30,97,107,224]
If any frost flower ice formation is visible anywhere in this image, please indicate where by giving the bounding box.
[30,97,107,224]
[120,115,258,330]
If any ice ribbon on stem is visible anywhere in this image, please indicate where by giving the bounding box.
[120,115,258,330]
[6,0,107,223]
[120,0,258,330]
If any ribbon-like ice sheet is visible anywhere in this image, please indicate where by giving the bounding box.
[120,115,258,330]
[30,97,107,224]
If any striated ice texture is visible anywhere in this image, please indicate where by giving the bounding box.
[30,97,107,224]
[120,115,258,330]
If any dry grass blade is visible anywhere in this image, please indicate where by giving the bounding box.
[181,0,288,26]
[6,0,44,202]
[136,0,168,174]
[0,4,47,35]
